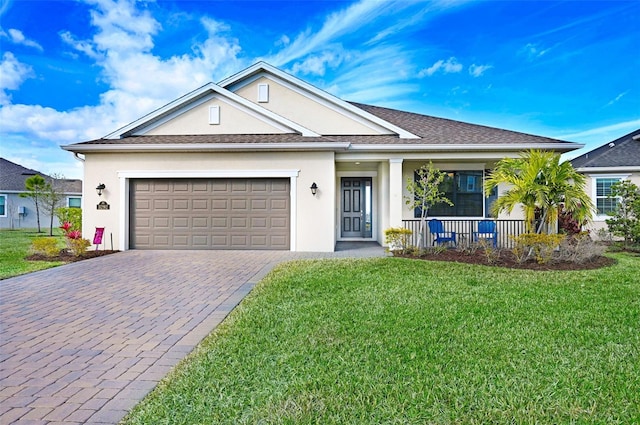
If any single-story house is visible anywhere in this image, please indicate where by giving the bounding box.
[0,158,83,230]
[570,129,640,236]
[62,62,581,252]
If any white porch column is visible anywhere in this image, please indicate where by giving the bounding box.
[389,158,404,228]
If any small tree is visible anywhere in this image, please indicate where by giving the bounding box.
[605,180,640,246]
[20,174,49,233]
[41,175,66,236]
[405,162,453,249]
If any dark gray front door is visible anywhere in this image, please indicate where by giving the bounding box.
[341,177,372,238]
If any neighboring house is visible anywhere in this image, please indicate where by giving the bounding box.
[570,129,640,236]
[0,158,83,230]
[62,62,581,252]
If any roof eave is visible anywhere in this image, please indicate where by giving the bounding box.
[61,142,352,153]
[576,166,640,173]
[348,142,582,153]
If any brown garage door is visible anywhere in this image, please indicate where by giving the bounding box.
[130,178,290,250]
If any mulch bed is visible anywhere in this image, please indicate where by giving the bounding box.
[28,248,618,271]
[27,250,120,263]
[395,249,616,271]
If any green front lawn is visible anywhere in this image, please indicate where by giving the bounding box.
[0,229,65,279]
[123,254,640,424]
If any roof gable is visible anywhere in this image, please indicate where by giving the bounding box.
[219,62,419,139]
[571,129,640,169]
[104,82,320,139]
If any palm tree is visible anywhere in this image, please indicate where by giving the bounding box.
[485,150,594,234]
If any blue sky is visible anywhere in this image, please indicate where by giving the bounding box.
[1,0,638,179]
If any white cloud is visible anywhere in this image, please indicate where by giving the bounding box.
[291,50,347,76]
[0,51,34,104]
[559,119,640,140]
[468,63,492,77]
[418,57,462,77]
[0,28,43,50]
[521,42,551,61]
[264,0,398,67]
[3,0,245,147]
[606,91,628,107]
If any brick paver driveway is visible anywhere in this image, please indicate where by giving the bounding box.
[0,245,385,424]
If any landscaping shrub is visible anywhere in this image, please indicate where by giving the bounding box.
[30,237,60,257]
[55,207,82,232]
[478,240,500,264]
[511,233,566,264]
[60,221,91,256]
[557,233,606,264]
[384,227,413,255]
[67,238,91,256]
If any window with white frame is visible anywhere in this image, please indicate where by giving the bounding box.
[0,195,6,217]
[592,176,626,217]
[68,197,82,208]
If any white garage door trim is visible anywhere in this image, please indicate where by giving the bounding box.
[118,170,300,251]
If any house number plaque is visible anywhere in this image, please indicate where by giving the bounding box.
[97,201,110,210]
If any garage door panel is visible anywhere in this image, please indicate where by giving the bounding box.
[173,235,189,246]
[211,217,228,228]
[173,217,189,228]
[192,217,209,228]
[193,182,208,191]
[270,199,287,210]
[231,199,247,210]
[193,199,209,210]
[212,199,228,210]
[153,199,170,210]
[130,178,289,250]
[154,183,170,192]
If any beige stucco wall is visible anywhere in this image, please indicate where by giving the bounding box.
[234,77,390,136]
[583,171,640,237]
[82,151,336,252]
[144,97,287,135]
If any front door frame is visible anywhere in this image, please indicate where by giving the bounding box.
[336,171,378,242]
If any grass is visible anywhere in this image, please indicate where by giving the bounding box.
[123,254,640,425]
[0,228,65,279]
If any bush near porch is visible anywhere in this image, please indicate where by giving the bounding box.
[123,255,639,424]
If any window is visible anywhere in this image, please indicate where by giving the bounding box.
[414,170,484,217]
[0,195,6,217]
[594,177,622,216]
[68,197,81,208]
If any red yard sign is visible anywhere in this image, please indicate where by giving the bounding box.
[93,227,105,246]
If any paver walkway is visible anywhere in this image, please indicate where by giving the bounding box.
[0,244,385,424]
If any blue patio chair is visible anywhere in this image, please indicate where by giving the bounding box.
[473,220,498,247]
[428,219,457,246]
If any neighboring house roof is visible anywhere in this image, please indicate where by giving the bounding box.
[62,62,580,154]
[0,158,82,194]
[570,129,640,171]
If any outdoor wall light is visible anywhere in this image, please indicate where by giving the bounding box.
[96,183,106,196]
[310,182,318,196]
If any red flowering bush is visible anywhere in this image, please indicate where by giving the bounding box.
[59,222,90,256]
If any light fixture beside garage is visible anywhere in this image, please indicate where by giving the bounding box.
[96,183,106,196]
[310,182,318,196]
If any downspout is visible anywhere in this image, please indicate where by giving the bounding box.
[73,152,85,162]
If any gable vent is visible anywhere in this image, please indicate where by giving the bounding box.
[258,84,269,103]
[209,105,220,125]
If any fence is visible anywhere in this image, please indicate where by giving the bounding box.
[401,219,527,249]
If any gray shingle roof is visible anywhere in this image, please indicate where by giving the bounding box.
[350,103,573,145]
[0,158,82,193]
[66,102,577,150]
[570,129,640,169]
